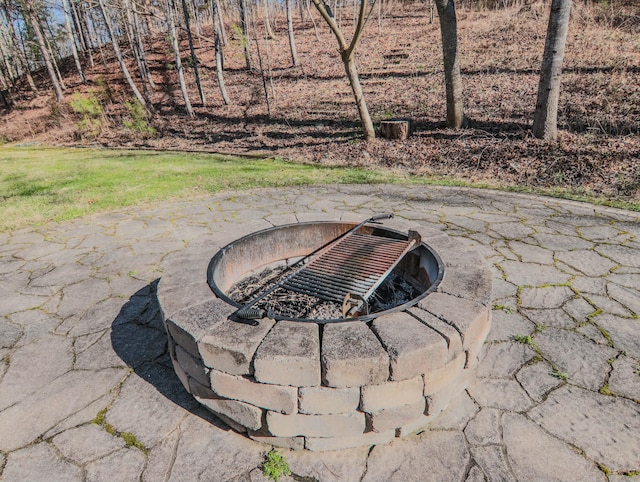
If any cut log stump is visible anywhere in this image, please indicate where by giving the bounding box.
[380,119,411,140]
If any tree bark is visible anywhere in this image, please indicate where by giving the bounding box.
[64,0,86,84]
[263,0,275,39]
[24,0,64,102]
[343,53,375,140]
[166,0,194,116]
[124,0,154,108]
[533,0,572,141]
[285,0,299,67]
[211,0,230,104]
[12,21,39,92]
[131,0,155,88]
[239,0,251,69]
[435,0,463,128]
[311,0,375,140]
[98,0,149,111]
[72,0,94,68]
[181,0,205,104]
[380,119,411,140]
[217,1,228,46]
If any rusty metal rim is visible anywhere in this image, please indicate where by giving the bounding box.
[207,221,445,324]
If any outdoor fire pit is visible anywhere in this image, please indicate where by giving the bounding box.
[157,216,492,451]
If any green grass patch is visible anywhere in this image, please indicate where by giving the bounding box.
[0,147,399,232]
[1,146,637,233]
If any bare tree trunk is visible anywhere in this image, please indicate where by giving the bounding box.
[132,1,155,88]
[44,25,67,91]
[24,0,64,101]
[12,28,40,92]
[72,0,94,68]
[253,25,271,116]
[285,0,299,66]
[239,0,252,69]
[533,0,572,140]
[70,0,86,51]
[435,0,464,128]
[0,32,16,88]
[263,0,275,39]
[343,54,374,139]
[306,0,320,41]
[98,0,150,111]
[217,1,228,46]
[211,0,230,104]
[88,5,108,67]
[181,0,205,104]
[64,0,86,84]
[166,0,194,116]
[311,0,375,140]
[189,0,202,36]
[124,0,154,106]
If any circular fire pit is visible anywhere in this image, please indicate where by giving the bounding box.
[158,218,492,451]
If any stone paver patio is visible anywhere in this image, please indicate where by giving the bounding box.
[0,185,639,481]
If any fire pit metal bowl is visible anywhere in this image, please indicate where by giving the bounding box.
[157,218,492,451]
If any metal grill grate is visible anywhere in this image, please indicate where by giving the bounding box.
[281,233,417,303]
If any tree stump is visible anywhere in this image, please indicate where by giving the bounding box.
[380,119,411,140]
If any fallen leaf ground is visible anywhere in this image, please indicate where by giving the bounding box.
[1,1,638,202]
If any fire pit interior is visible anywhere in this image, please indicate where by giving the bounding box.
[209,218,443,323]
[158,218,493,451]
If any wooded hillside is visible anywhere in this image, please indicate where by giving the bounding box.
[0,0,638,201]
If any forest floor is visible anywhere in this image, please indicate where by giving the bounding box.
[1,1,639,203]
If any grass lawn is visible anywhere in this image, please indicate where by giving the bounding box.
[0,146,417,232]
[0,146,637,233]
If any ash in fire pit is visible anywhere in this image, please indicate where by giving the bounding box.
[158,218,493,451]
[227,265,422,320]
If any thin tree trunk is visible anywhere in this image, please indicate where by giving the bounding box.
[306,0,320,41]
[190,0,202,36]
[343,54,374,139]
[285,0,299,66]
[533,0,572,140]
[239,0,251,69]
[311,0,375,140]
[435,0,464,128]
[64,0,86,84]
[98,0,149,111]
[24,0,64,101]
[125,0,154,106]
[253,26,271,116]
[12,23,38,92]
[217,1,228,46]
[211,0,230,104]
[166,0,194,116]
[72,0,94,67]
[263,0,275,39]
[70,0,86,51]
[88,5,108,67]
[0,34,15,88]
[132,2,155,88]
[45,28,67,91]
[181,0,205,104]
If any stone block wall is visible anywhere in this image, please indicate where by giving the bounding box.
[158,223,492,451]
